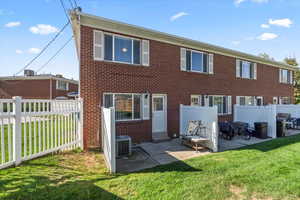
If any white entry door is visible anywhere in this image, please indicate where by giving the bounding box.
[152,94,167,133]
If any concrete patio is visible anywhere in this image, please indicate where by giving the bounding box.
[117,139,211,173]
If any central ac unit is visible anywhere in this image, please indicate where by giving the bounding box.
[116,135,132,157]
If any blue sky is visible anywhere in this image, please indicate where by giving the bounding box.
[1,0,300,80]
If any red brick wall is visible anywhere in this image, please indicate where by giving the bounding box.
[80,25,294,149]
[0,79,78,99]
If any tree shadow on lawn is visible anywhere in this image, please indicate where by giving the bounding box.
[0,174,123,200]
[237,134,300,152]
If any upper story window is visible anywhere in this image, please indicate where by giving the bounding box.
[93,30,149,66]
[180,48,214,74]
[279,69,293,84]
[236,59,257,80]
[56,80,69,91]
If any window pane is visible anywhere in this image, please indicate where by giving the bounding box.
[133,95,141,119]
[133,40,141,64]
[240,97,246,105]
[209,96,213,107]
[242,61,251,78]
[287,70,290,83]
[203,54,208,72]
[104,34,113,61]
[104,94,113,108]
[191,96,200,106]
[114,36,132,63]
[186,50,191,71]
[191,52,203,72]
[115,94,132,120]
[213,96,223,114]
[153,98,163,111]
[223,96,227,114]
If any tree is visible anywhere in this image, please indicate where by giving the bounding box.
[258,53,274,61]
[284,57,298,66]
[284,57,300,104]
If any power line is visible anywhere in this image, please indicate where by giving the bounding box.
[59,0,70,21]
[73,0,78,8]
[14,21,70,76]
[36,36,74,73]
[68,0,74,9]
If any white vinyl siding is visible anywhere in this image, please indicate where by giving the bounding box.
[236,59,257,79]
[180,48,213,74]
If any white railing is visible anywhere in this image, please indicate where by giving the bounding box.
[0,97,83,170]
[180,105,219,152]
[101,107,116,173]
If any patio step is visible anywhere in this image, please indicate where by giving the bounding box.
[152,132,171,143]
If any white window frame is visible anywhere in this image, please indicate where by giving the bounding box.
[236,60,257,80]
[209,95,231,116]
[101,33,146,66]
[186,49,209,74]
[191,95,202,106]
[103,93,145,122]
[279,69,293,84]
[236,96,257,106]
[279,96,291,105]
[192,94,231,115]
[56,80,69,91]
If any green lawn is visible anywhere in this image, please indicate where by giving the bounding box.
[2,135,300,200]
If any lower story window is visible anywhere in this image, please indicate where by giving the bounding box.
[279,97,291,104]
[103,93,142,121]
[190,95,231,115]
[237,96,263,106]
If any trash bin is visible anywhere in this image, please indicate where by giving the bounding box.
[254,122,268,139]
[276,120,285,137]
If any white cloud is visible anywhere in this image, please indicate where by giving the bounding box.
[15,49,23,54]
[261,24,270,28]
[257,33,278,40]
[269,18,293,28]
[5,21,21,28]
[170,12,189,22]
[235,0,268,6]
[29,24,58,35]
[232,41,241,45]
[28,48,41,54]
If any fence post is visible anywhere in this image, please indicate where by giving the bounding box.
[78,99,84,149]
[13,96,22,166]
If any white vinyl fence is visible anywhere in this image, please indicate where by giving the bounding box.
[234,105,277,138]
[101,107,116,173]
[276,104,300,118]
[180,104,218,152]
[0,97,83,170]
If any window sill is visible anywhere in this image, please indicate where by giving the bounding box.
[279,82,292,85]
[94,59,147,67]
[183,70,211,75]
[218,113,232,116]
[236,77,256,80]
[116,119,148,124]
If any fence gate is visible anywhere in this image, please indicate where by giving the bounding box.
[101,107,116,173]
[0,97,83,170]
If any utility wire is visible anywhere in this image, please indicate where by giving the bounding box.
[36,36,74,73]
[73,0,78,8]
[59,0,70,21]
[68,0,74,9]
[14,21,70,75]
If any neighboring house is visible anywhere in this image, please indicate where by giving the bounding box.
[70,11,297,149]
[0,71,78,99]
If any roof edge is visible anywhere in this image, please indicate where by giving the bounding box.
[72,11,299,71]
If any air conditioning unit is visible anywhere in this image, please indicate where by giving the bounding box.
[116,136,132,157]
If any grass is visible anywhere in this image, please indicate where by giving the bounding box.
[2,135,300,199]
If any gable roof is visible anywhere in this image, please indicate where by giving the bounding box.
[70,11,298,71]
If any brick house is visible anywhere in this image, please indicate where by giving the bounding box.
[70,11,297,149]
[0,73,78,99]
